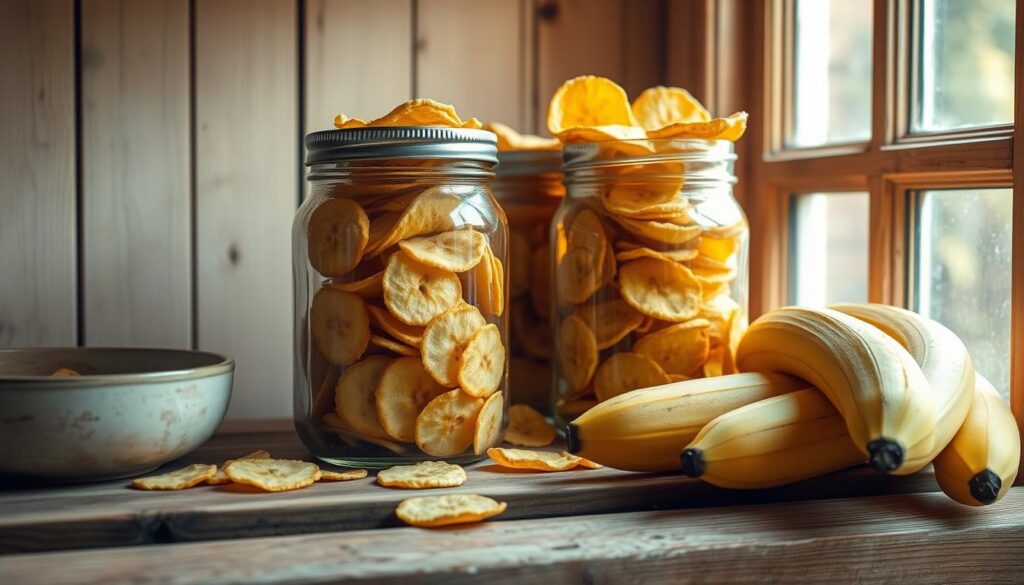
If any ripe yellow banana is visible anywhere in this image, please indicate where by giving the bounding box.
[680,388,865,488]
[830,303,974,474]
[933,373,1020,506]
[735,306,936,474]
[566,372,809,472]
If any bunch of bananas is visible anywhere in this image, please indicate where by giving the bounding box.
[567,304,1020,506]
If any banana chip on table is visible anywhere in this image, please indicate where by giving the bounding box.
[396,494,507,527]
[132,464,217,491]
[207,450,272,486]
[504,404,556,447]
[377,460,467,489]
[486,447,598,472]
[224,459,322,492]
[319,468,369,481]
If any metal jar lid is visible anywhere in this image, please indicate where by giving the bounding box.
[305,127,498,165]
[495,149,564,176]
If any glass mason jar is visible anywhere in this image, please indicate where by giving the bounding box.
[294,127,508,467]
[492,150,564,413]
[551,139,749,425]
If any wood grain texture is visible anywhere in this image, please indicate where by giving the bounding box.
[80,0,191,347]
[0,429,943,554]
[194,0,297,418]
[621,0,663,101]
[2,489,1022,584]
[417,0,527,129]
[665,0,713,108]
[304,0,412,128]
[0,0,77,347]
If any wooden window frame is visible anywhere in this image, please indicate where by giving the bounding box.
[730,0,1023,478]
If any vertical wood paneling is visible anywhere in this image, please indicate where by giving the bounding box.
[666,0,714,110]
[417,0,527,129]
[1011,0,1024,483]
[195,0,297,418]
[304,0,412,129]
[80,0,191,348]
[0,0,77,347]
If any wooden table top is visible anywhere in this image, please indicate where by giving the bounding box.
[2,424,1022,584]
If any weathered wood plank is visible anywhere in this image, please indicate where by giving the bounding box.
[2,489,1022,584]
[80,0,192,347]
[0,0,77,347]
[0,429,942,554]
[194,0,297,418]
[417,0,526,128]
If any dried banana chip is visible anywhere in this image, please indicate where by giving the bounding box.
[557,246,605,305]
[421,304,486,387]
[50,367,80,377]
[335,356,393,440]
[691,255,737,283]
[319,468,368,481]
[698,235,740,262]
[547,76,639,134]
[557,314,598,393]
[603,186,688,220]
[223,459,322,492]
[487,252,505,317]
[457,324,506,398]
[593,352,671,402]
[334,114,368,129]
[485,121,560,151]
[365,189,461,256]
[529,244,552,319]
[504,404,556,447]
[473,391,505,454]
[647,111,749,141]
[396,494,507,527]
[613,216,701,245]
[703,345,726,378]
[555,124,649,145]
[415,389,483,457]
[575,457,604,469]
[376,357,448,442]
[631,86,711,131]
[370,334,420,357]
[368,98,464,127]
[307,197,369,277]
[619,257,702,322]
[208,449,272,485]
[368,305,424,347]
[701,220,747,240]
[575,298,644,350]
[311,286,371,366]
[509,229,531,298]
[633,318,711,375]
[132,464,217,490]
[383,251,463,326]
[462,117,483,129]
[614,245,698,263]
[486,447,581,472]
[377,460,467,489]
[334,270,384,299]
[399,229,487,273]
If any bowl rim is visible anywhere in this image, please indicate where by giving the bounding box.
[0,347,235,386]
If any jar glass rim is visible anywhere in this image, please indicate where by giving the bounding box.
[562,138,736,170]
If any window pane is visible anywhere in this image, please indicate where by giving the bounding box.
[914,188,1012,399]
[913,0,1015,132]
[789,0,873,147]
[789,192,870,306]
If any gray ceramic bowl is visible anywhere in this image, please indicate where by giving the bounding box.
[0,348,233,481]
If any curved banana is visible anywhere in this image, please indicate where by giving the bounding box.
[680,388,865,488]
[735,306,936,474]
[566,372,808,472]
[933,373,1020,506]
[830,303,974,474]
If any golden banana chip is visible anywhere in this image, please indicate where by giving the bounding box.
[631,86,711,131]
[307,197,369,277]
[703,345,725,378]
[365,189,461,256]
[603,183,687,220]
[700,279,730,300]
[208,450,272,485]
[383,251,463,326]
[486,447,581,472]
[487,252,505,317]
[473,391,505,454]
[319,468,368,481]
[368,304,424,347]
[368,98,463,127]
[557,314,598,393]
[554,124,648,144]
[614,246,698,263]
[334,114,368,129]
[376,357,447,442]
[575,457,604,469]
[484,121,560,151]
[50,367,80,377]
[335,356,393,440]
[377,460,467,489]
[415,389,483,457]
[701,220,747,240]
[311,286,371,366]
[633,318,711,375]
[395,494,507,527]
[547,76,639,134]
[691,255,737,283]
[398,229,487,273]
[457,324,506,398]
[509,229,530,298]
[461,117,483,129]
[593,352,671,402]
[618,258,702,322]
[529,244,553,319]
[575,298,644,350]
[132,464,217,490]
[334,270,384,299]
[223,459,322,492]
[647,111,749,141]
[421,303,486,387]
[370,334,420,357]
[613,216,701,245]
[504,404,556,447]
[557,210,608,304]
[698,234,740,262]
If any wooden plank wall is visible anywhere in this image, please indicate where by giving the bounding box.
[0,0,688,418]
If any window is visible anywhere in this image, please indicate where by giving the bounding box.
[789,192,870,305]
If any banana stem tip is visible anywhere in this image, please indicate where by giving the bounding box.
[680,448,705,478]
[565,423,581,454]
[969,469,1001,505]
[867,438,904,474]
